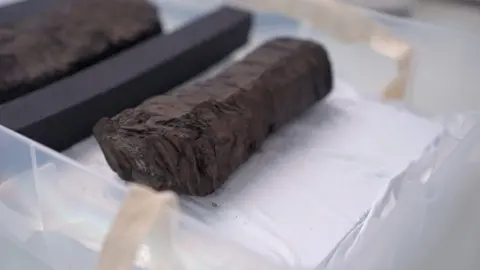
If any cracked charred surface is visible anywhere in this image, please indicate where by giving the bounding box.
[94,37,333,196]
[0,0,161,103]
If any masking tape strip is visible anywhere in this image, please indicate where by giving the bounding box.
[228,0,412,100]
[96,184,179,270]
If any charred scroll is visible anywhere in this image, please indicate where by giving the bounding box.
[94,37,333,196]
[0,0,161,103]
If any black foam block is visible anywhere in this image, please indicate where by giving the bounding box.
[0,6,252,151]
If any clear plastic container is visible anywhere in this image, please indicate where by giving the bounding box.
[0,0,468,269]
[56,1,447,268]
[0,125,121,270]
[0,125,290,270]
[64,79,444,269]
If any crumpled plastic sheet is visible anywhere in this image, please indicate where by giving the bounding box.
[319,112,479,270]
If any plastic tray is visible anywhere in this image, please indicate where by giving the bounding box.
[65,82,443,269]
[0,125,293,270]
[63,1,443,267]
[0,0,452,269]
[0,85,442,270]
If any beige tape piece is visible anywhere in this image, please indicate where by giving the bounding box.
[96,184,179,270]
[228,0,412,100]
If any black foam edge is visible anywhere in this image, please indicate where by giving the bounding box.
[0,6,252,151]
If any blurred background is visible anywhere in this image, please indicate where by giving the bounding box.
[326,0,480,115]
[341,0,480,32]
